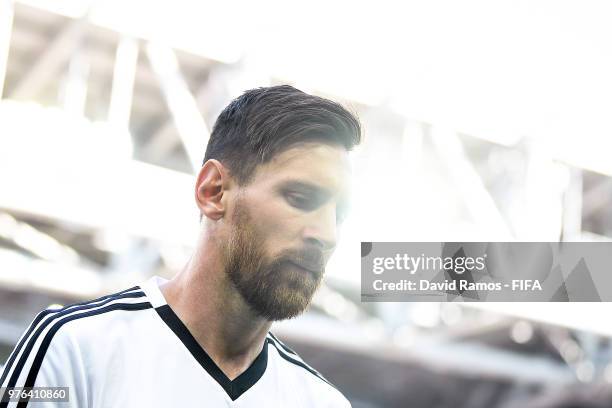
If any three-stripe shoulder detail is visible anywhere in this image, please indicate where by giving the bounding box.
[266,332,337,390]
[0,286,151,408]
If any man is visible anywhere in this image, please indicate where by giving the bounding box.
[1,85,361,407]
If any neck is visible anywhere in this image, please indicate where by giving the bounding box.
[160,230,272,380]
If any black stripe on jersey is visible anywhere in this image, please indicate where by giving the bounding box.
[14,302,152,408]
[1,290,146,408]
[267,334,337,390]
[267,332,299,357]
[155,304,268,401]
[0,285,140,388]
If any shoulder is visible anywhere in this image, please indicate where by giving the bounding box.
[55,284,153,333]
[266,332,351,407]
[33,285,153,344]
[1,285,152,390]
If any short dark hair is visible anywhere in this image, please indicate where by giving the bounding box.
[203,85,362,185]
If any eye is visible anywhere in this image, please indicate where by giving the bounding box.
[285,191,316,210]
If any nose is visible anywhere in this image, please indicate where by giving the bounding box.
[303,204,338,252]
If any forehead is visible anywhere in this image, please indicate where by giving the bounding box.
[251,142,351,192]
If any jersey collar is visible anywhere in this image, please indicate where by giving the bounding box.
[155,304,269,400]
[143,276,269,401]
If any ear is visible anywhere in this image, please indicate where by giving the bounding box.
[195,159,232,221]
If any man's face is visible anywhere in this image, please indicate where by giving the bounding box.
[221,141,351,321]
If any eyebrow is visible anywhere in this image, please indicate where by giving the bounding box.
[280,180,332,197]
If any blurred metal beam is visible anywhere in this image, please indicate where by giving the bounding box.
[580,231,612,242]
[145,42,210,172]
[0,108,199,245]
[276,317,573,384]
[143,116,180,161]
[61,41,90,115]
[10,18,86,100]
[108,36,139,127]
[522,141,565,240]
[142,65,230,163]
[430,126,513,240]
[0,212,80,264]
[0,0,14,98]
[9,23,43,51]
[143,62,262,164]
[582,178,612,218]
[465,302,612,339]
[0,157,198,246]
[0,248,103,300]
[562,167,583,241]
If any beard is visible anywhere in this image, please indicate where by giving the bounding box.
[222,198,325,321]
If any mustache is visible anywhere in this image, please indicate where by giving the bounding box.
[279,248,326,275]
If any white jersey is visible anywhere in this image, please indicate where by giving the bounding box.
[1,276,350,408]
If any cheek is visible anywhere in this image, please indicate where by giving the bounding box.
[253,196,302,234]
[259,219,297,249]
[256,216,303,256]
[246,191,306,249]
